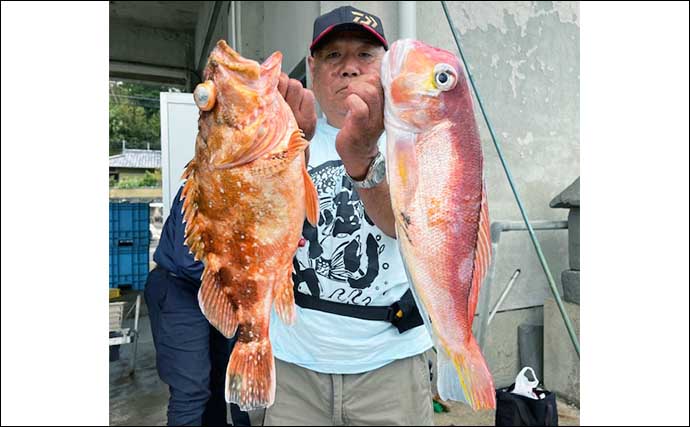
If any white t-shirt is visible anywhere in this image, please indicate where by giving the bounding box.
[269,117,432,374]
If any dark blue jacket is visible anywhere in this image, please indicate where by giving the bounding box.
[153,186,204,283]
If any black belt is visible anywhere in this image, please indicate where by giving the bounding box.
[293,288,424,334]
[155,266,424,333]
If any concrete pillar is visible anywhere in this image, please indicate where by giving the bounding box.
[398,1,416,40]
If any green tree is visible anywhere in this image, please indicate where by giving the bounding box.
[109,81,182,155]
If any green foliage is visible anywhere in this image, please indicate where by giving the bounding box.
[109,81,182,155]
[115,177,144,189]
[113,170,162,189]
[141,170,162,187]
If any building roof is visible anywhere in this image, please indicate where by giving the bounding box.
[109,149,161,169]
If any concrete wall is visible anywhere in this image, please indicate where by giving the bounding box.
[544,298,579,404]
[194,2,319,80]
[240,1,265,61]
[263,2,320,74]
[110,19,193,69]
[110,18,193,86]
[109,187,162,200]
[111,168,150,181]
[480,305,544,388]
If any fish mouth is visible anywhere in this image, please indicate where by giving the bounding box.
[381,39,416,89]
[381,39,421,134]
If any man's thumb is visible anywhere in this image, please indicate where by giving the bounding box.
[345,94,368,123]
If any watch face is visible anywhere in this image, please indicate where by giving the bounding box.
[351,153,386,189]
[372,157,386,181]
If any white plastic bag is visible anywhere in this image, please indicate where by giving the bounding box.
[511,367,540,400]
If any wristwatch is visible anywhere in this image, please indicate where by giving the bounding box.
[348,152,386,190]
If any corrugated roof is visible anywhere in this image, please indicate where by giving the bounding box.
[109,149,161,169]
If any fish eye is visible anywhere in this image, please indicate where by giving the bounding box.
[433,63,457,91]
[194,80,216,111]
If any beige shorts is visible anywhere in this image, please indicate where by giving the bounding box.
[263,353,434,426]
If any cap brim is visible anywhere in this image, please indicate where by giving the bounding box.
[310,23,388,52]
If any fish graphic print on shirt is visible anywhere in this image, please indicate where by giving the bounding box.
[293,160,394,307]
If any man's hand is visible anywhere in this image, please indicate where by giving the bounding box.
[336,74,385,180]
[278,73,317,141]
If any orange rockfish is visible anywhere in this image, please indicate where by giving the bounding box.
[181,40,318,410]
[381,39,495,410]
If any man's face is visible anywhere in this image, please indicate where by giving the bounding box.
[308,31,385,123]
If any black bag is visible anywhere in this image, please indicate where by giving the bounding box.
[495,383,559,426]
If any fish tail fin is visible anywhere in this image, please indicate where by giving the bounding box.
[437,336,496,411]
[225,337,275,411]
[274,268,296,325]
[303,167,319,226]
[198,267,238,338]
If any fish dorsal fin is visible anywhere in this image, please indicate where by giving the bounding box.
[259,51,282,94]
[181,158,206,262]
[467,184,491,325]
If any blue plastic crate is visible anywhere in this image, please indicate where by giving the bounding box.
[109,245,149,290]
[109,202,150,249]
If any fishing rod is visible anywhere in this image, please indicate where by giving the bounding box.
[440,0,580,358]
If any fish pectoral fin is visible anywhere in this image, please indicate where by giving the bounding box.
[286,129,310,161]
[303,167,319,226]
[389,131,419,210]
[198,268,238,338]
[467,185,491,325]
[287,129,319,226]
[273,268,296,325]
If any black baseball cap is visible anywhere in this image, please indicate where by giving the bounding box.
[310,6,388,54]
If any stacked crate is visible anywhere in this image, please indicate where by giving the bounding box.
[109,202,150,290]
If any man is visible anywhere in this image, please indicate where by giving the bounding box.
[264,6,434,426]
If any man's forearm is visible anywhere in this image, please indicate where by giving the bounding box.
[342,153,397,238]
[357,180,397,238]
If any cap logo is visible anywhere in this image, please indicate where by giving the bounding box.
[351,11,378,28]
